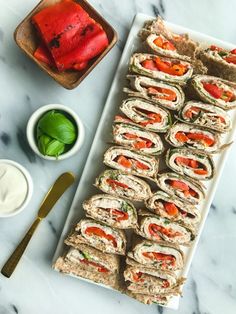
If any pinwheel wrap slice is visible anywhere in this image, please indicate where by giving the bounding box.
[53,245,120,289]
[127,236,184,271]
[178,101,232,133]
[139,16,199,59]
[95,169,152,202]
[156,172,205,205]
[189,75,236,110]
[124,263,184,295]
[143,33,191,61]
[165,122,221,153]
[83,194,138,229]
[123,75,185,111]
[113,122,164,155]
[197,47,236,82]
[120,97,172,133]
[166,148,215,181]
[135,209,195,246]
[129,53,193,85]
[103,146,159,179]
[65,218,127,255]
[146,190,200,227]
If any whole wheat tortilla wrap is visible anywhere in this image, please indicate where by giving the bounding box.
[65,218,127,255]
[103,146,159,179]
[197,45,236,82]
[95,169,152,202]
[189,75,236,110]
[146,190,200,227]
[83,194,138,229]
[129,53,193,85]
[165,122,221,153]
[126,290,174,305]
[156,172,205,205]
[143,33,191,61]
[135,209,195,246]
[139,16,199,60]
[120,97,172,133]
[53,245,120,289]
[124,263,184,295]
[166,147,215,181]
[113,122,164,155]
[178,100,232,133]
[123,75,185,110]
[127,236,184,271]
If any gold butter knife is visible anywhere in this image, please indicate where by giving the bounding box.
[1,172,75,278]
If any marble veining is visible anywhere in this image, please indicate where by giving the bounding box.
[0,28,3,42]
[151,0,165,18]
[16,128,36,163]
[48,220,58,237]
[0,0,236,314]
[11,304,18,314]
[159,0,165,15]
[0,133,11,146]
[210,203,216,211]
[191,279,201,314]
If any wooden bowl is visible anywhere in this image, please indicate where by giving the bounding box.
[14,0,118,89]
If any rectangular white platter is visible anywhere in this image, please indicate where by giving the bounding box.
[53,13,236,310]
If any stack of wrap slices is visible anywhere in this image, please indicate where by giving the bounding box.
[54,17,236,306]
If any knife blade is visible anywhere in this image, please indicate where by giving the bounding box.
[1,172,75,278]
[38,172,75,218]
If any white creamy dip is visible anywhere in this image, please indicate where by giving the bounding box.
[0,162,28,214]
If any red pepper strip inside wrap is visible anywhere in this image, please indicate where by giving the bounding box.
[32,0,109,71]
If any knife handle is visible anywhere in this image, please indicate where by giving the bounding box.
[1,217,41,278]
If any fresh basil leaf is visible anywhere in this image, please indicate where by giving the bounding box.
[143,243,152,247]
[38,134,52,155]
[121,201,132,213]
[191,232,195,241]
[38,134,65,157]
[168,114,172,126]
[37,110,77,144]
[218,51,228,57]
[80,250,91,260]
[45,140,65,156]
[110,171,119,181]
[36,127,44,139]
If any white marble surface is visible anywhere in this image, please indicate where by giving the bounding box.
[0,0,236,313]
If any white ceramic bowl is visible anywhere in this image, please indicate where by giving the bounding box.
[0,159,33,218]
[26,104,85,160]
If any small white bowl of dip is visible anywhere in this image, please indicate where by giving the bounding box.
[0,159,33,218]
